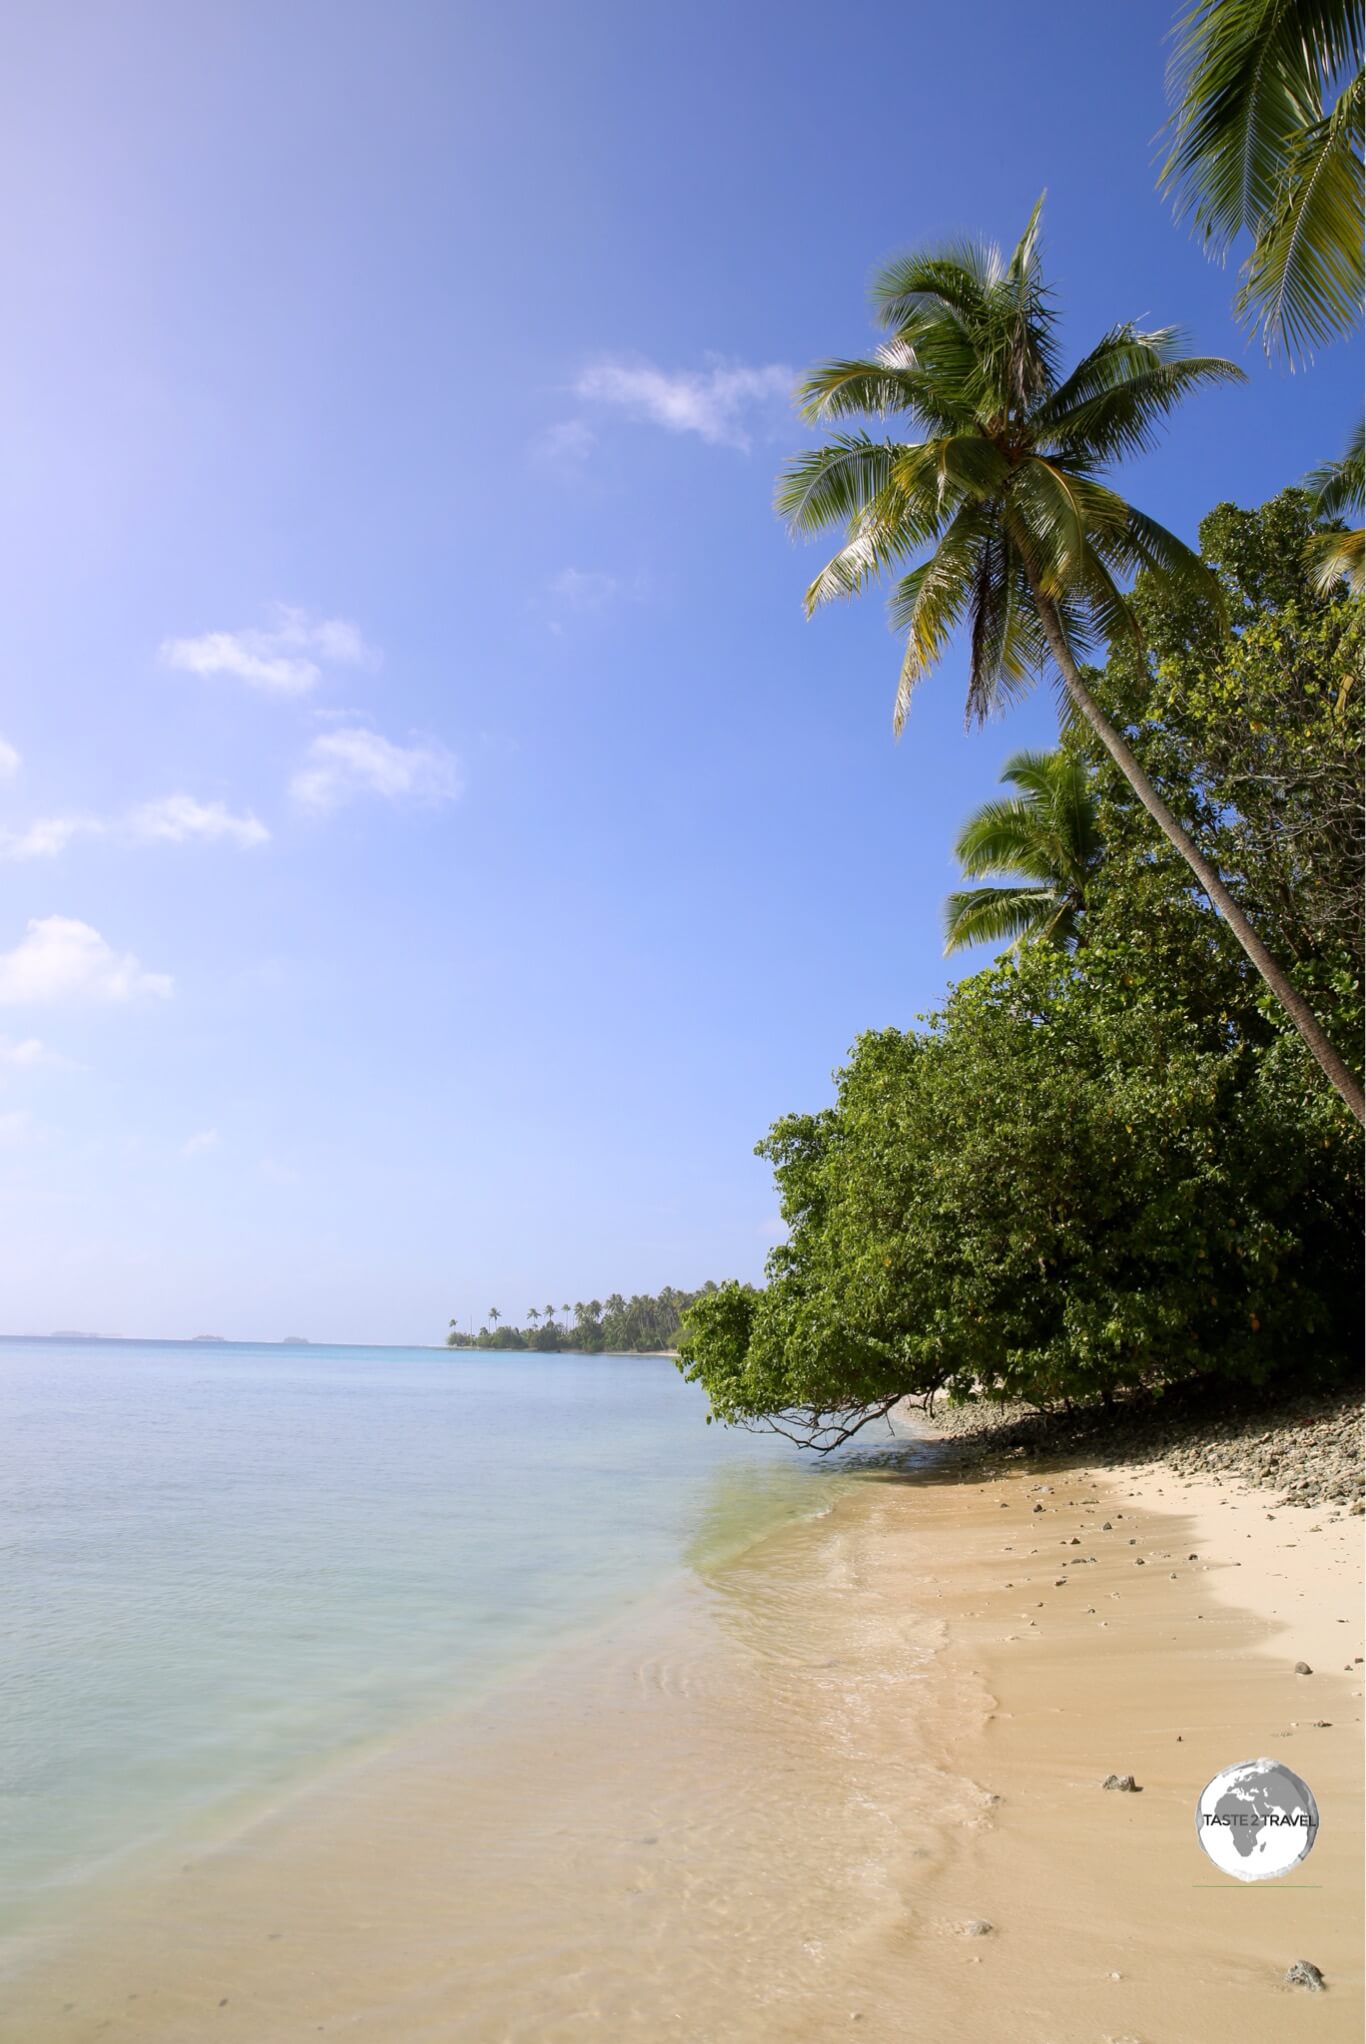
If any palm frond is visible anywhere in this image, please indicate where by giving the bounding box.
[1235,70,1365,357]
[1159,0,1355,245]
[943,884,1066,954]
[1304,417,1365,520]
[775,435,903,533]
[1306,523,1366,591]
[1036,330,1246,462]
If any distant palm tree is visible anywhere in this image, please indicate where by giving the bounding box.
[1304,420,1365,594]
[527,1308,539,1326]
[944,750,1100,954]
[1160,0,1363,361]
[544,1302,556,1329]
[775,201,1362,1123]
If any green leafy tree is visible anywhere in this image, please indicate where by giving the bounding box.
[1160,0,1364,361]
[1085,489,1363,1048]
[678,951,1360,1449]
[944,749,1100,953]
[775,202,1362,1121]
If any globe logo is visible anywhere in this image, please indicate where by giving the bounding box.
[1196,1759,1319,1881]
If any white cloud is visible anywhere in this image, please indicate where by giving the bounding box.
[0,917,173,1005]
[0,797,268,858]
[290,726,461,814]
[181,1128,219,1158]
[0,816,103,860]
[128,795,269,848]
[159,606,377,695]
[0,736,20,781]
[0,1035,66,1067]
[575,356,796,450]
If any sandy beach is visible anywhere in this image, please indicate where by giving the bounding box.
[5,1434,1361,2043]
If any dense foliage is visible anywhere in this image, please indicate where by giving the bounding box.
[448,1286,716,1354]
[678,493,1363,1446]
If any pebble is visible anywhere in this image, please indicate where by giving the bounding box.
[1284,1959,1325,1993]
[1101,1774,1141,1793]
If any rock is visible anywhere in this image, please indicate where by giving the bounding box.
[960,1919,993,1938]
[1101,1774,1141,1793]
[1284,1960,1325,1993]
[1294,1661,1312,1675]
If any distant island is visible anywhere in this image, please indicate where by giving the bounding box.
[190,1335,229,1344]
[447,1286,728,1355]
[281,1336,311,1346]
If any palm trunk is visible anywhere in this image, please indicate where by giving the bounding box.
[1031,591,1365,1126]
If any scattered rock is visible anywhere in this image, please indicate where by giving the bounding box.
[1294,1661,1312,1675]
[960,1919,993,1938]
[1284,1960,1325,1993]
[1101,1774,1141,1793]
[917,1386,1363,1516]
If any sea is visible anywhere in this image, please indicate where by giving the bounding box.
[0,1335,867,1931]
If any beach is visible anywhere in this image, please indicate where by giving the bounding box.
[4,1404,1361,2043]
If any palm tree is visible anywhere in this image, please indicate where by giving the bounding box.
[488,1306,501,1327]
[1160,0,1363,362]
[776,203,1363,1122]
[944,750,1100,954]
[527,1307,539,1327]
[1304,419,1365,593]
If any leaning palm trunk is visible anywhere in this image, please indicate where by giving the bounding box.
[1030,587,1365,1123]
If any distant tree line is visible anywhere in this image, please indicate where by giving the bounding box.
[447,1285,721,1354]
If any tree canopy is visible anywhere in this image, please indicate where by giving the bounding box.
[679,490,1363,1447]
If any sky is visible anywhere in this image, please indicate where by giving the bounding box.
[0,1,1357,1342]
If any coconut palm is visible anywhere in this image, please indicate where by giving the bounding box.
[776,202,1363,1122]
[488,1307,501,1326]
[1304,419,1365,593]
[1160,0,1364,361]
[944,750,1100,954]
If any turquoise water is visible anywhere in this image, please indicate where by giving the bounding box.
[0,1338,848,1921]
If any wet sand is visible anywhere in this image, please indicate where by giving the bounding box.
[4,1449,1361,2042]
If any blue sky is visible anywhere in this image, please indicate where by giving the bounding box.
[0,1,1357,1341]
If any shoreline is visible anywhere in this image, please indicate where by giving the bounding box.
[4,1420,1361,2041]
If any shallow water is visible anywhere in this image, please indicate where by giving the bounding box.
[0,1337,860,1928]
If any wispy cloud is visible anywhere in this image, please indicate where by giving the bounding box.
[574,356,796,450]
[127,796,269,848]
[290,726,461,814]
[0,736,20,781]
[534,418,596,466]
[0,816,102,860]
[160,606,377,695]
[181,1128,219,1158]
[549,568,623,611]
[0,1034,69,1068]
[0,796,269,859]
[0,917,173,1005]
